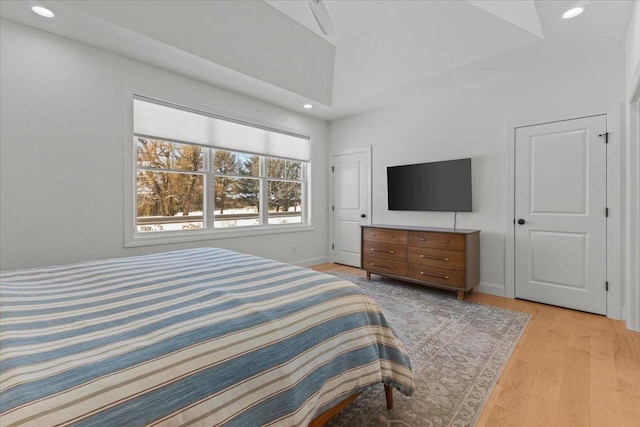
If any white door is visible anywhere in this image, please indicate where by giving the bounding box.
[332,148,371,267]
[515,115,607,314]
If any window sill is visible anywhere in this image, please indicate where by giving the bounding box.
[125,224,315,248]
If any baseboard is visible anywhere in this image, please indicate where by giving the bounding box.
[608,306,622,321]
[295,255,330,268]
[475,281,505,297]
[620,307,629,327]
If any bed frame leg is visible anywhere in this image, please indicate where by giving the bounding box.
[384,384,393,409]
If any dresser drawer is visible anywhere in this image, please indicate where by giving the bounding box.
[363,228,408,244]
[363,256,407,276]
[407,264,466,288]
[363,241,406,262]
[407,247,465,270]
[408,231,466,251]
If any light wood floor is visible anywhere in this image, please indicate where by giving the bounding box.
[311,263,640,427]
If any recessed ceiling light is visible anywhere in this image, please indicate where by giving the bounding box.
[32,6,55,18]
[303,104,313,109]
[562,7,584,19]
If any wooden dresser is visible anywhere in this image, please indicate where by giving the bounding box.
[361,225,480,300]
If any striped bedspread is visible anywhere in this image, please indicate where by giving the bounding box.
[0,248,413,426]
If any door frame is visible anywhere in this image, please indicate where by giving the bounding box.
[329,145,372,263]
[505,106,622,319]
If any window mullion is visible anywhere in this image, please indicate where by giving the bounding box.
[266,178,303,184]
[205,148,215,230]
[260,156,268,226]
[137,167,206,175]
[302,163,308,224]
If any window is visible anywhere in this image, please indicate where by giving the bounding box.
[212,150,261,228]
[136,139,205,232]
[267,158,304,225]
[131,97,310,240]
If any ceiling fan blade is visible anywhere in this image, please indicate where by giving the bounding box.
[308,0,335,35]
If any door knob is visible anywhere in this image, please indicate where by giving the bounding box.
[517,219,525,225]
[361,214,366,218]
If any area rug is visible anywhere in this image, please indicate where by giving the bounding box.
[326,273,530,427]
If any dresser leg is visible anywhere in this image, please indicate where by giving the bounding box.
[457,290,464,301]
[366,271,371,280]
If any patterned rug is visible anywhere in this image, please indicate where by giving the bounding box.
[326,273,530,427]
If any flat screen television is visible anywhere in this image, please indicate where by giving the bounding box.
[387,158,472,212]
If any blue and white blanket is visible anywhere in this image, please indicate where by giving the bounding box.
[0,248,413,426]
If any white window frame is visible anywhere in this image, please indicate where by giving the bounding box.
[124,91,313,248]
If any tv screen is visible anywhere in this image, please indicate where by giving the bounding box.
[387,158,472,212]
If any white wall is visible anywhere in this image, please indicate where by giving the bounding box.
[626,0,640,98]
[0,19,330,270]
[330,43,626,297]
[624,0,640,331]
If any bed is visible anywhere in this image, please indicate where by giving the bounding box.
[0,248,414,426]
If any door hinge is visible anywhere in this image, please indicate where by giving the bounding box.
[331,244,334,250]
[606,281,609,291]
[331,205,334,211]
[606,207,609,217]
[599,132,609,143]
[331,166,334,172]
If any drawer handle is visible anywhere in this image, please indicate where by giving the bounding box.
[420,271,450,279]
[371,248,395,254]
[371,262,395,270]
[420,254,449,261]
[371,234,377,236]
[419,238,449,244]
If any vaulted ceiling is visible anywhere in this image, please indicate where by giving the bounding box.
[0,1,634,120]
[267,0,544,106]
